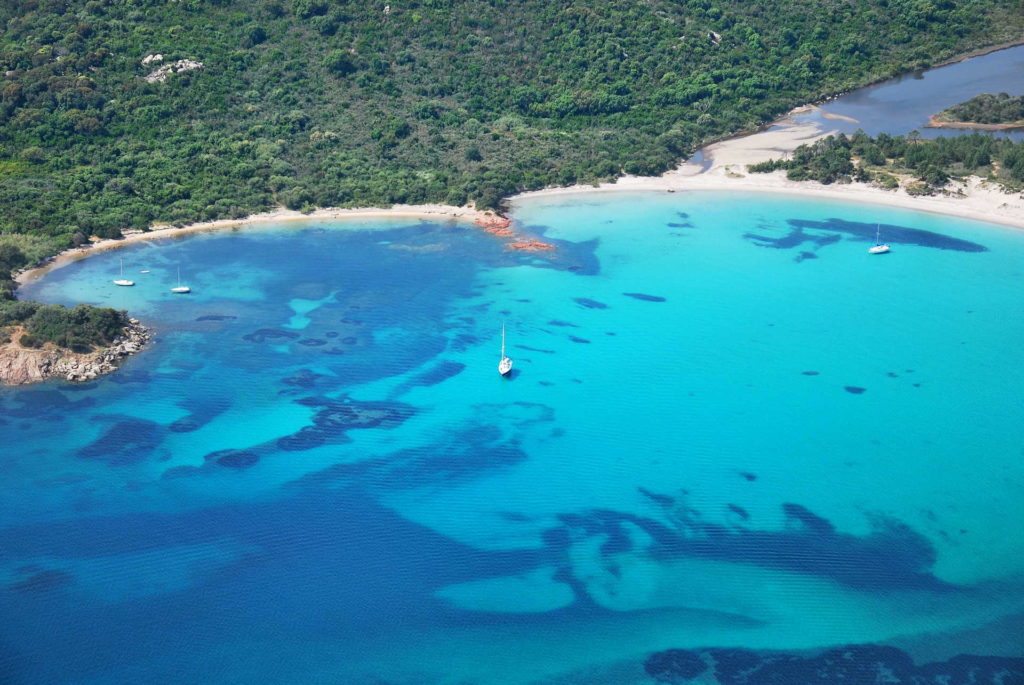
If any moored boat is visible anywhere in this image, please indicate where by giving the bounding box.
[170,266,191,293]
[498,323,513,376]
[113,258,135,286]
[868,224,890,254]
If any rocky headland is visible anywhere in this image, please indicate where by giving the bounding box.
[0,318,151,386]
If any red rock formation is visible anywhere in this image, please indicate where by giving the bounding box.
[475,211,512,229]
[508,240,556,251]
[475,212,514,236]
[475,211,556,251]
[481,225,516,237]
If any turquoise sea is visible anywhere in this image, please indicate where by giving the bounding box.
[2,191,1023,684]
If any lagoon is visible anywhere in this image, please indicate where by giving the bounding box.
[2,191,1023,683]
[790,44,1024,141]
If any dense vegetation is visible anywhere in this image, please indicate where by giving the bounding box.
[936,92,1024,125]
[0,243,25,300]
[1,0,1022,277]
[749,131,1024,193]
[0,242,127,354]
[0,300,128,351]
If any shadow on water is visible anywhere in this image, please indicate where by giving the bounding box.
[389,360,467,399]
[4,198,1020,683]
[288,402,553,490]
[560,492,952,592]
[744,218,987,252]
[77,418,164,466]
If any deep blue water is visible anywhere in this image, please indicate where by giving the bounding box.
[2,195,1023,684]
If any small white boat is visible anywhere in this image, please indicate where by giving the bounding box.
[498,323,513,376]
[113,258,135,286]
[170,266,191,294]
[139,270,150,274]
[868,224,890,254]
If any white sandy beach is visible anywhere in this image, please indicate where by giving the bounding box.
[17,109,1024,285]
[16,203,488,284]
[512,112,1024,230]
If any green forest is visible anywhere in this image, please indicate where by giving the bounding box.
[749,131,1024,193]
[1,238,127,353]
[0,299,128,351]
[1,0,1023,280]
[937,92,1024,125]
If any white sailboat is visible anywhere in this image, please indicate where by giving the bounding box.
[113,258,135,286]
[868,224,890,254]
[498,323,513,376]
[170,267,191,294]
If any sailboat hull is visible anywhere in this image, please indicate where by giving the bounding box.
[114,258,133,285]
[498,323,513,376]
[868,224,889,254]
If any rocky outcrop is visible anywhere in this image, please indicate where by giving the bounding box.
[0,319,151,386]
[474,212,557,251]
[144,58,203,83]
[474,212,515,236]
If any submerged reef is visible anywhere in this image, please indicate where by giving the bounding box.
[644,644,1024,684]
[276,397,415,452]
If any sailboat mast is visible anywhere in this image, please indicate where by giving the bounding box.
[501,324,506,358]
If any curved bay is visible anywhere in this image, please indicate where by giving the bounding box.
[3,195,1023,683]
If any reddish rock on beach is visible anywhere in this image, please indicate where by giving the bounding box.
[475,212,512,229]
[475,211,556,251]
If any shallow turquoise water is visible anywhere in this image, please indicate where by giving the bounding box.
[2,192,1022,684]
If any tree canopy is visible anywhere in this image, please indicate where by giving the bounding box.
[1,0,1022,275]
[0,300,128,352]
[937,92,1024,125]
[749,131,1024,193]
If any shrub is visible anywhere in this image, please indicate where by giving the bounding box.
[13,303,128,351]
[18,333,41,348]
[324,50,357,76]
[874,172,899,190]
[0,300,41,325]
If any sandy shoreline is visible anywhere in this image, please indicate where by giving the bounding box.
[16,204,488,285]
[16,111,1024,286]
[511,116,1024,230]
[925,114,1024,131]
[930,37,1024,67]
[510,165,1024,232]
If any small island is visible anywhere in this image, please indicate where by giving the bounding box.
[0,300,150,386]
[927,92,1024,131]
[1,246,149,385]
